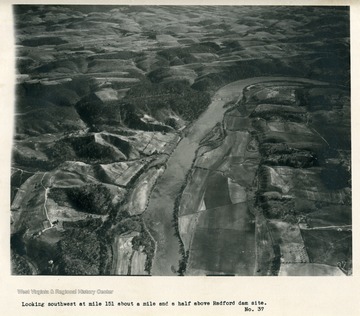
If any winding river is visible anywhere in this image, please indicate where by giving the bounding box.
[143,76,328,276]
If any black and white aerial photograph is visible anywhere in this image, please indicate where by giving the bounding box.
[11,5,351,277]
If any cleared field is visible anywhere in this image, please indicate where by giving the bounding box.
[95,133,140,160]
[178,213,200,252]
[187,202,255,275]
[224,115,252,131]
[37,227,63,244]
[194,131,251,170]
[99,160,146,187]
[251,103,306,116]
[156,34,180,46]
[268,220,309,264]
[260,166,326,194]
[244,85,299,105]
[126,131,180,156]
[254,213,276,276]
[152,66,198,85]
[196,202,252,231]
[219,158,260,187]
[225,108,245,118]
[93,77,140,84]
[125,166,165,215]
[51,163,96,187]
[191,53,219,62]
[194,139,230,170]
[142,134,177,156]
[130,248,148,275]
[179,168,210,217]
[268,220,304,244]
[13,144,49,162]
[11,172,50,234]
[258,131,324,149]
[57,161,96,176]
[227,131,250,157]
[279,263,345,276]
[295,189,350,204]
[306,205,351,228]
[301,229,352,267]
[280,243,309,264]
[267,121,313,135]
[187,226,255,275]
[228,178,247,204]
[94,88,118,102]
[14,103,87,137]
[87,59,139,73]
[112,233,138,275]
[203,171,232,209]
[46,197,107,222]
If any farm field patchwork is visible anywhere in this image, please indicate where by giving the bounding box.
[11,5,350,276]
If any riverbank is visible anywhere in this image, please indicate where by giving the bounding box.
[143,76,329,276]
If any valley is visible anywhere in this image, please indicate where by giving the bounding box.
[11,5,351,276]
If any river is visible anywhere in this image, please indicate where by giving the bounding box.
[143,76,328,276]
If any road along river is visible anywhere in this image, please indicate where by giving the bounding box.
[143,76,328,276]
